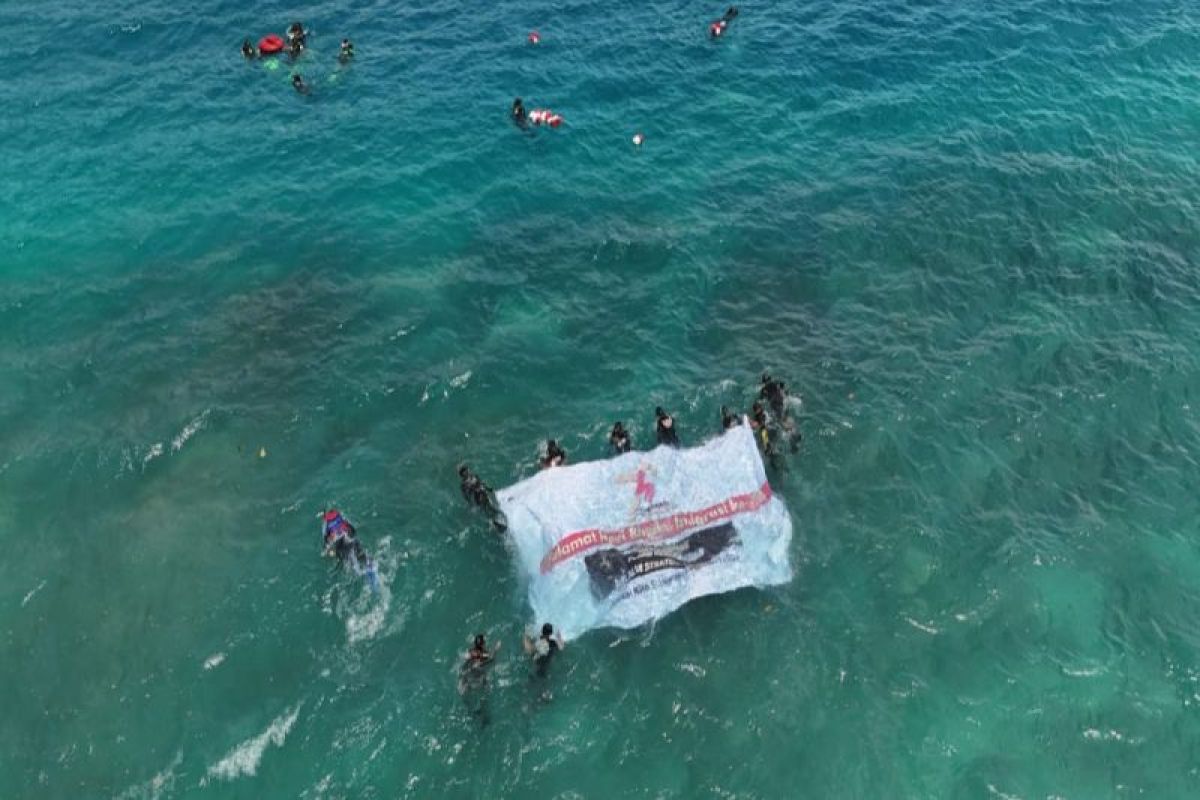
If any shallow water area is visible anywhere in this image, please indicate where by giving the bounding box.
[3,0,1200,797]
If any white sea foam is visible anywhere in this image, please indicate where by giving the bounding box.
[21,580,46,608]
[171,409,210,452]
[114,750,181,800]
[142,442,163,466]
[205,704,301,783]
[203,652,226,671]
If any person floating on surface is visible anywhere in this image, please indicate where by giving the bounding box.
[511,97,528,127]
[339,38,355,62]
[655,406,679,447]
[459,632,501,724]
[292,73,309,93]
[320,508,377,588]
[241,39,256,58]
[709,6,739,38]
[542,439,567,469]
[286,21,307,49]
[609,421,632,454]
[749,400,771,448]
[721,404,741,430]
[523,623,564,678]
[458,464,508,531]
[759,372,788,419]
[759,372,801,450]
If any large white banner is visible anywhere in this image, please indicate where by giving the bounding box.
[496,423,793,638]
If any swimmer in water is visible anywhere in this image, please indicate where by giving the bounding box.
[760,372,801,451]
[655,406,680,447]
[286,21,307,48]
[523,623,565,678]
[511,97,528,127]
[759,372,789,419]
[541,439,566,469]
[458,464,507,531]
[241,39,256,59]
[460,632,501,724]
[292,74,309,94]
[749,400,773,453]
[339,39,355,62]
[709,6,739,38]
[721,404,741,430]
[609,421,631,454]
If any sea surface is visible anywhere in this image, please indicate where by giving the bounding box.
[3,0,1200,797]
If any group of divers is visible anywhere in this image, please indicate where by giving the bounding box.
[240,22,354,94]
[240,7,740,106]
[318,372,796,717]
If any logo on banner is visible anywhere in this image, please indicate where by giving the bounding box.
[584,521,742,601]
[614,463,670,519]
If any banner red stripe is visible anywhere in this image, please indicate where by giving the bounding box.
[539,482,773,573]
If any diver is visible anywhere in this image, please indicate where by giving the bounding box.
[749,401,772,453]
[241,39,256,59]
[286,21,307,49]
[460,632,500,724]
[709,6,739,38]
[609,421,631,454]
[759,372,801,451]
[759,372,789,419]
[339,38,355,62]
[523,623,565,678]
[511,97,528,128]
[720,404,741,431]
[322,508,379,589]
[542,439,567,469]
[458,464,507,532]
[321,508,360,559]
[292,73,309,94]
[463,633,500,671]
[655,407,679,447]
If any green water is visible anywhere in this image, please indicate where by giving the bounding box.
[3,0,1200,797]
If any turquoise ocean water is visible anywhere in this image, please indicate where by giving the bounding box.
[3,0,1200,796]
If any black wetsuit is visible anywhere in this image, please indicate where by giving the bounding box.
[656,416,679,447]
[460,473,493,510]
[543,441,566,467]
[761,379,788,419]
[721,407,741,430]
[533,637,560,677]
[512,100,528,128]
[610,425,631,454]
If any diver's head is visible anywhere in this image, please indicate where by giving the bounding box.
[474,633,485,649]
[761,372,771,384]
[541,623,553,638]
[547,439,558,449]
[458,464,470,479]
[655,406,666,418]
[721,405,730,416]
[292,74,303,85]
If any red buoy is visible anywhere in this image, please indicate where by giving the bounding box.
[258,34,285,54]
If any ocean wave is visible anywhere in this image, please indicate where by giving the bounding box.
[204,704,302,783]
[171,409,210,453]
